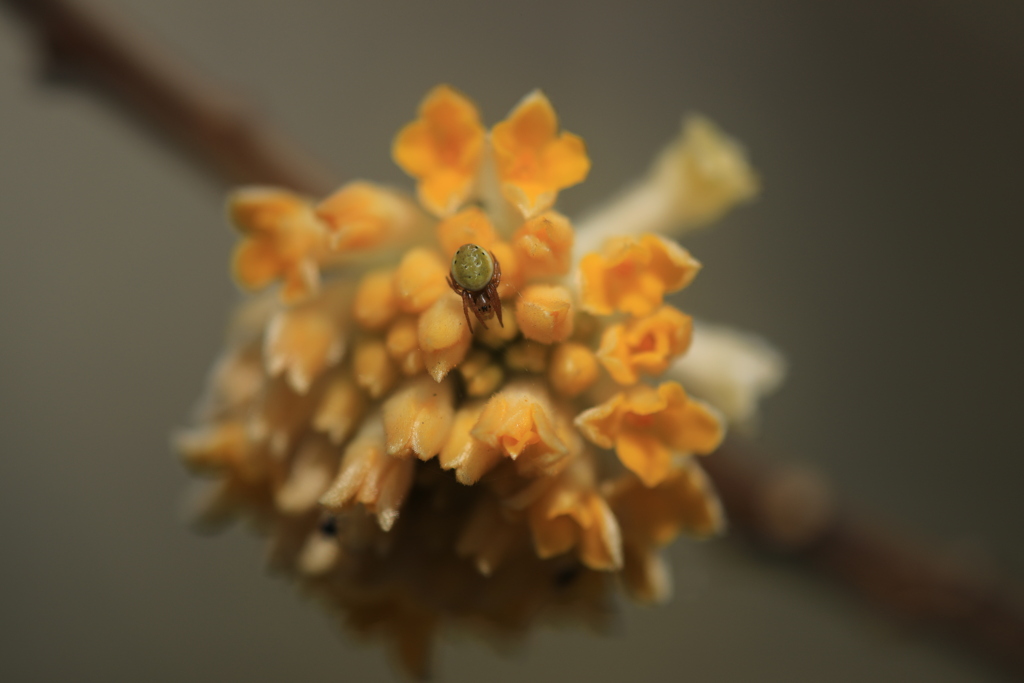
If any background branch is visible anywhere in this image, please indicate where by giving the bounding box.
[4,0,335,194]
[6,0,1023,678]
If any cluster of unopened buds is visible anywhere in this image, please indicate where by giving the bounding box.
[178,85,783,676]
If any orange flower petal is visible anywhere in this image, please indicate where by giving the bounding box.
[312,372,364,444]
[385,315,425,376]
[654,382,725,455]
[352,339,398,399]
[232,239,282,291]
[616,428,674,488]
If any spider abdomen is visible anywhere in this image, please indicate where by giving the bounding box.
[451,244,495,292]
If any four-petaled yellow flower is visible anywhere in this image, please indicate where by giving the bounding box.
[491,90,591,218]
[228,187,326,303]
[596,305,693,384]
[575,381,724,487]
[580,233,702,316]
[392,85,486,217]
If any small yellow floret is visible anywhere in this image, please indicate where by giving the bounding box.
[607,459,724,544]
[512,211,574,279]
[386,315,425,376]
[515,285,574,344]
[475,306,519,348]
[228,187,326,303]
[438,402,503,485]
[575,381,724,487]
[353,268,399,331]
[579,234,701,317]
[394,248,447,313]
[320,423,415,531]
[548,342,599,397]
[491,90,591,218]
[264,291,348,394]
[312,372,364,444]
[528,467,623,570]
[489,242,522,299]
[596,305,693,384]
[315,181,420,251]
[472,384,567,466]
[393,85,485,217]
[458,350,505,398]
[435,207,500,257]
[352,339,398,399]
[418,292,472,381]
[383,376,455,460]
[504,340,549,373]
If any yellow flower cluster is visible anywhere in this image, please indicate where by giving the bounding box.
[179,85,764,677]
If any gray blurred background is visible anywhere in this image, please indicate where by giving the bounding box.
[1,0,1022,681]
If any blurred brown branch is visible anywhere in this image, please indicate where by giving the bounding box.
[3,0,335,194]
[6,0,1023,678]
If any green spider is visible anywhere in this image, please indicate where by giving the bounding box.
[446,243,504,331]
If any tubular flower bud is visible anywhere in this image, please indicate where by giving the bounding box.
[515,284,575,344]
[180,85,783,678]
[352,268,398,331]
[512,210,574,279]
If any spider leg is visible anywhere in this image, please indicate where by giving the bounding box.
[490,284,504,327]
[461,293,474,331]
[490,251,501,287]
[472,295,489,330]
[489,251,504,327]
